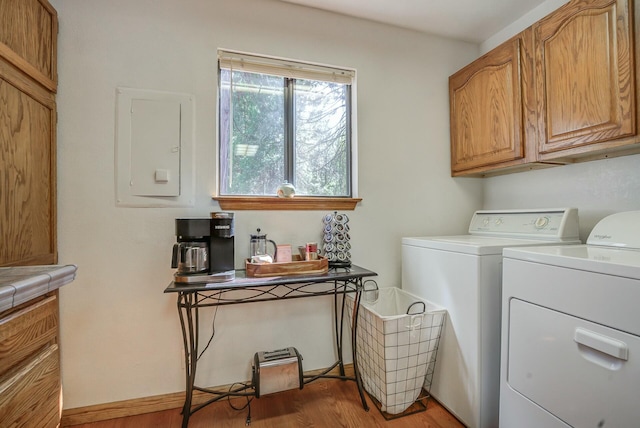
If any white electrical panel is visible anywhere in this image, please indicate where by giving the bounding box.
[115,88,194,207]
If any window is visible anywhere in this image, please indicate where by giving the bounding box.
[217,50,356,201]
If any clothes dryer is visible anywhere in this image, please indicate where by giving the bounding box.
[500,211,640,427]
[402,208,580,428]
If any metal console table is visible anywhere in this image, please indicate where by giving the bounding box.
[164,265,377,427]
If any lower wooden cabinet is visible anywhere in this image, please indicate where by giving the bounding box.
[0,345,61,427]
[0,293,61,427]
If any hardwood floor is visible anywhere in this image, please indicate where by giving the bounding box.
[68,380,464,428]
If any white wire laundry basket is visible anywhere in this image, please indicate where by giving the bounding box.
[345,283,446,416]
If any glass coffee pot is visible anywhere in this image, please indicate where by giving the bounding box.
[250,228,278,262]
[172,241,208,274]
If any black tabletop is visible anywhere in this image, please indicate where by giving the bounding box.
[164,265,377,293]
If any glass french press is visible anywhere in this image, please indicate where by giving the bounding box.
[249,228,278,262]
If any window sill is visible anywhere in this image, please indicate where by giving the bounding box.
[213,196,362,211]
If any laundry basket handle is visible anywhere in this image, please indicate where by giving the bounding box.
[362,280,379,303]
[406,301,426,315]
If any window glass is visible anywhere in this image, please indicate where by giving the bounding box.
[219,70,284,195]
[218,52,353,197]
[294,79,349,196]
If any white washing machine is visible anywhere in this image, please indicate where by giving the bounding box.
[500,211,640,427]
[402,208,580,428]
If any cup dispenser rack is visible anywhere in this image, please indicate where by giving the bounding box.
[321,212,351,268]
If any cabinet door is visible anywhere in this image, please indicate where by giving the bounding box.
[535,0,635,156]
[0,294,58,377]
[0,292,60,427]
[0,0,58,91]
[0,59,57,267]
[449,30,535,175]
[0,344,61,427]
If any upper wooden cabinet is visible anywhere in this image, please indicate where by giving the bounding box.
[0,0,57,267]
[0,63,57,267]
[449,0,639,176]
[0,0,58,91]
[449,29,536,176]
[535,0,637,159]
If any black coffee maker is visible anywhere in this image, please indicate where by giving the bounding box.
[171,212,235,283]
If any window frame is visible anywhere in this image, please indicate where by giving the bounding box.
[214,49,360,211]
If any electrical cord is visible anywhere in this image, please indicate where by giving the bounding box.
[228,382,253,426]
[195,294,253,424]
[197,294,221,361]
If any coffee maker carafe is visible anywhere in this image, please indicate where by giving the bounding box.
[174,241,208,274]
[171,213,235,284]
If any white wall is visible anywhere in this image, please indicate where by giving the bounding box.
[51,0,481,409]
[480,0,569,53]
[481,0,640,236]
[483,155,640,240]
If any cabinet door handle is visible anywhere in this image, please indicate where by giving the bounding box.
[574,327,628,361]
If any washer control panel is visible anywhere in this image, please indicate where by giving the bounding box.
[469,208,580,241]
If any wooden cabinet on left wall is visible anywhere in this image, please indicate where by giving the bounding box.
[0,292,61,427]
[0,0,58,267]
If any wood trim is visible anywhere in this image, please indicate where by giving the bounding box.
[0,44,56,92]
[50,99,58,265]
[451,161,561,177]
[60,391,187,427]
[213,196,362,211]
[0,254,57,268]
[41,0,58,86]
[0,58,56,108]
[537,134,640,162]
[60,364,355,427]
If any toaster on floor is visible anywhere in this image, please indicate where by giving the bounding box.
[252,347,303,398]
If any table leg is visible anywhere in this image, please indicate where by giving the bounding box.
[334,281,346,377]
[351,281,369,411]
[177,292,199,428]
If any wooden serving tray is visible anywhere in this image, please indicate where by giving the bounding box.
[246,255,328,277]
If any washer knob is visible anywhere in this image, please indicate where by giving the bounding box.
[534,216,549,229]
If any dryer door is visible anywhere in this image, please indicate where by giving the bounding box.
[507,298,640,427]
